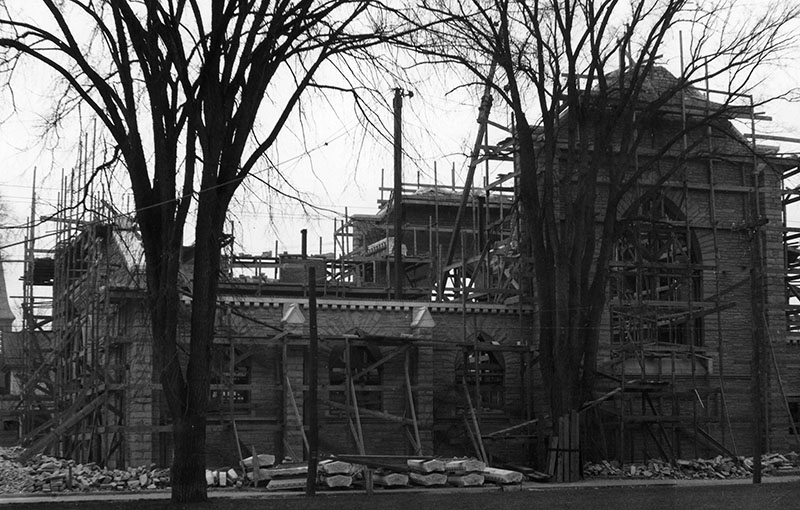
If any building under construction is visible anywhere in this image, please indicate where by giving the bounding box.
[3,66,800,476]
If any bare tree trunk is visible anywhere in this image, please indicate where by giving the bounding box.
[168,176,225,502]
[170,414,207,501]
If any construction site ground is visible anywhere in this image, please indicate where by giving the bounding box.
[0,476,798,510]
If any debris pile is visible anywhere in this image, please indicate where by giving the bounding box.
[583,452,800,480]
[4,444,798,495]
[0,447,170,494]
[203,456,521,491]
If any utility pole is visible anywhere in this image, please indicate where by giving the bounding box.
[305,264,318,496]
[393,88,411,299]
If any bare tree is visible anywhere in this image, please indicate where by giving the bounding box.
[407,0,799,421]
[0,1,400,502]
[0,196,13,254]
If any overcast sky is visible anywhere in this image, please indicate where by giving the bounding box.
[1,1,799,328]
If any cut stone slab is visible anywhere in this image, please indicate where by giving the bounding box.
[447,473,485,487]
[373,472,409,487]
[482,467,523,484]
[407,459,445,473]
[320,474,353,488]
[409,472,447,486]
[266,477,307,491]
[319,460,361,475]
[262,463,308,477]
[445,458,486,473]
[242,454,276,468]
[246,468,273,481]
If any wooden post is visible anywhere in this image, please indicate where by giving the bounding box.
[536,415,546,472]
[251,446,260,486]
[404,349,422,454]
[280,338,289,461]
[285,376,309,453]
[462,379,487,463]
[393,87,404,300]
[232,418,246,484]
[349,379,372,494]
[305,266,318,496]
[570,410,580,481]
[439,63,497,295]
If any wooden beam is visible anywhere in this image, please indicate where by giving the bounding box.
[351,344,409,382]
[323,399,414,425]
[484,417,541,438]
[439,62,497,297]
[285,376,309,454]
[18,394,105,464]
[404,349,422,455]
[462,380,488,463]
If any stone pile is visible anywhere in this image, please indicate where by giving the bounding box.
[0,447,170,494]
[584,452,800,480]
[9,445,798,495]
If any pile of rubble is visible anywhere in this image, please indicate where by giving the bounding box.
[4,445,799,494]
[0,447,170,494]
[205,456,523,490]
[583,452,800,480]
[0,447,522,494]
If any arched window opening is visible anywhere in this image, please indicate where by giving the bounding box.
[329,344,382,413]
[611,194,703,346]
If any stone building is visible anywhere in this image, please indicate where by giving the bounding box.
[12,65,800,470]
